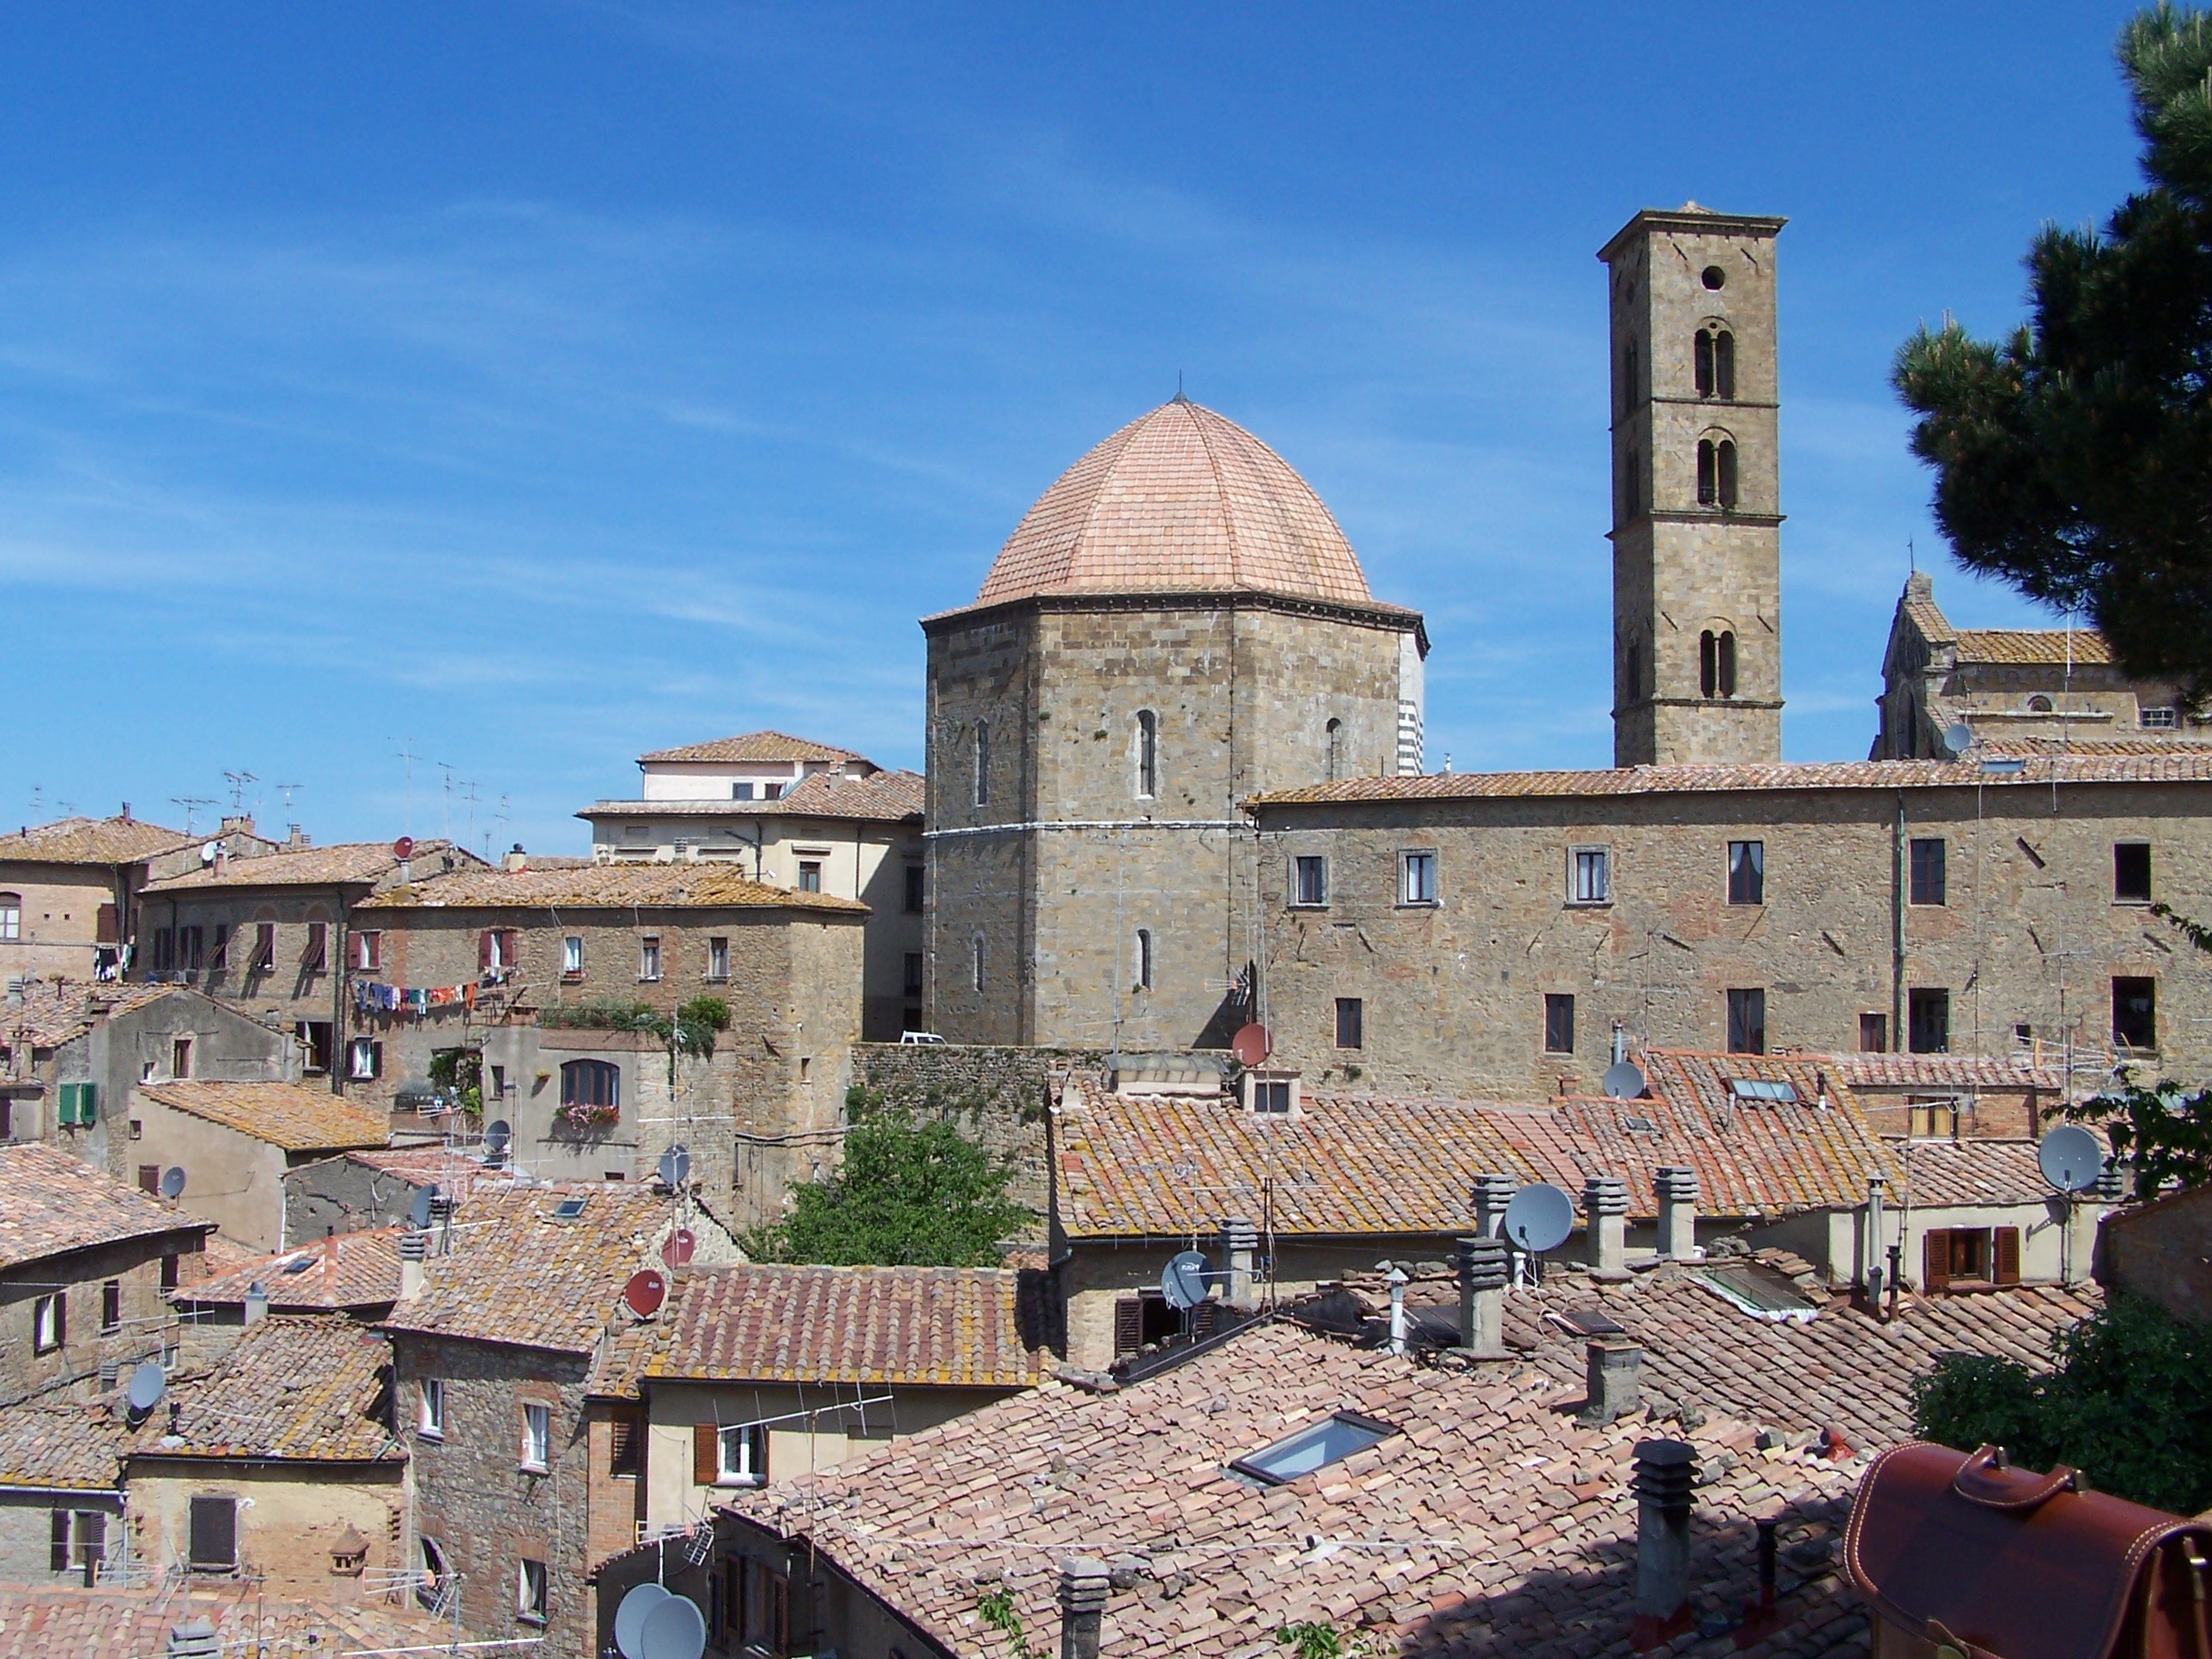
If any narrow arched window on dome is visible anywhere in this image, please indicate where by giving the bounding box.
[1699,630,1719,699]
[1718,631,1738,698]
[973,720,989,808]
[1135,710,1158,799]
[1697,441,1717,506]
[1717,440,1739,509]
[1326,717,1345,782]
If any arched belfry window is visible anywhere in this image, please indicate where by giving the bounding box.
[1325,718,1345,781]
[1622,340,1639,416]
[1718,630,1738,697]
[973,720,989,807]
[1693,328,1735,399]
[1135,710,1158,799]
[1699,631,1718,700]
[1625,641,1641,705]
[1697,438,1740,510]
[1135,928,1153,991]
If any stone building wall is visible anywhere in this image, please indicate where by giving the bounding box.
[136,884,353,1042]
[926,598,1417,1049]
[125,1460,404,1589]
[0,1231,204,1408]
[1254,775,2212,1102]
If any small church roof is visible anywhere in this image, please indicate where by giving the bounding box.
[964,398,1385,613]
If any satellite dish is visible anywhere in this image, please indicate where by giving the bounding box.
[1160,1249,1211,1311]
[661,1228,696,1268]
[1601,1060,1647,1101]
[1503,1182,1575,1255]
[199,841,218,866]
[623,1268,667,1319]
[159,1166,186,1200]
[392,836,416,860]
[2039,1124,2105,1194]
[614,1583,672,1659]
[1944,722,1975,757]
[657,1146,691,1188]
[407,1186,435,1229]
[125,1360,166,1416]
[1231,1023,1273,1067]
[637,1595,708,1659]
[484,1119,511,1154]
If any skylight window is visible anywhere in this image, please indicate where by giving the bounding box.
[279,1256,316,1275]
[1231,1412,1396,1486]
[550,1197,589,1220]
[1729,1079,1799,1103]
[1692,1261,1820,1323]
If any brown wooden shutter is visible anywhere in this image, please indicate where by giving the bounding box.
[1994,1226,2021,1286]
[1192,1302,1222,1340]
[502,930,520,969]
[50,1509,69,1572]
[137,1165,160,1194]
[479,931,494,972]
[1113,1297,1143,1357]
[1923,1231,1951,1294]
[95,904,118,945]
[610,1409,640,1477]
[693,1422,720,1486]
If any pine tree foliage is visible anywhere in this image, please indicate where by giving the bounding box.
[1894,5,2212,698]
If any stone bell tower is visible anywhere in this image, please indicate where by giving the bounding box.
[1601,204,1786,768]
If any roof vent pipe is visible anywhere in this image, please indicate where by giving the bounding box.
[398,1228,427,1302]
[1057,1556,1110,1659]
[1455,1234,1510,1358]
[1469,1172,1518,1239]
[243,1283,268,1327]
[1654,1166,1699,1261]
[1584,1176,1630,1279]
[166,1618,221,1659]
[1386,1266,1409,1355]
[1864,1176,1887,1301]
[1631,1438,1698,1648]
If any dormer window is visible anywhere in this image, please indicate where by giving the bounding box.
[1243,1071,1298,1115]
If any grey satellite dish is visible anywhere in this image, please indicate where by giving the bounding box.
[1502,1182,1575,1254]
[484,1120,511,1154]
[125,1360,166,1416]
[614,1583,672,1659]
[658,1145,691,1188]
[1601,1060,1647,1101]
[637,1595,707,1659]
[158,1166,186,1200]
[1160,1249,1212,1311]
[2039,1124,2106,1194]
[1944,721,1976,757]
[407,1186,434,1229]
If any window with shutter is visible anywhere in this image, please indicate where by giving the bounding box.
[188,1495,237,1571]
[49,1509,69,1573]
[137,1165,160,1194]
[478,931,494,973]
[1922,1231,1951,1294]
[1995,1227,2021,1285]
[693,1421,720,1486]
[1114,1297,1143,1357]
[610,1409,641,1477]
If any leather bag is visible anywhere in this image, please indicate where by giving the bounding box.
[1845,1442,2212,1659]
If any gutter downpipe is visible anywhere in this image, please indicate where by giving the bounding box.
[1892,793,1906,1053]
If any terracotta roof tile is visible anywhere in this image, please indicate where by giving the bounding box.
[357,862,867,914]
[140,1081,389,1154]
[1830,1054,2064,1091]
[1954,628,2117,666]
[0,1143,209,1271]
[653,1266,1044,1388]
[579,769,925,826]
[381,1183,668,1356]
[176,1227,402,1312]
[140,837,479,894]
[1879,1138,2055,1208]
[966,401,1383,613]
[333,1146,519,1201]
[0,814,191,866]
[0,1397,124,1491]
[0,1578,454,1656]
[132,1316,402,1464]
[1251,752,2212,807]
[2,982,194,1049]
[641,730,873,765]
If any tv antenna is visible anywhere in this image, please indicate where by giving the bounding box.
[436,762,455,842]
[274,781,305,817]
[222,770,258,812]
[170,796,216,836]
[458,778,482,851]
[390,739,418,837]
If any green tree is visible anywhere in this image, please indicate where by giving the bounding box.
[1893,6,2212,698]
[744,1109,1031,1267]
[2065,902,2212,1188]
[1912,1297,2212,1515]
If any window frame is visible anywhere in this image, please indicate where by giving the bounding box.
[903,865,925,914]
[973,720,989,808]
[1908,987,1952,1055]
[707,936,729,981]
[352,930,382,972]
[1334,996,1363,1051]
[1291,854,1329,908]
[1726,840,1764,906]
[520,1402,551,1473]
[797,860,823,893]
[561,935,584,978]
[1725,988,1767,1055]
[716,1422,769,1488]
[418,1378,446,1440]
[2114,842,2154,904]
[558,1059,620,1111]
[517,1558,550,1626]
[187,1493,238,1573]
[638,936,662,982]
[1135,709,1158,799]
[0,893,18,942]
[33,1292,64,1355]
[1568,847,1612,907]
[1859,1012,1888,1054]
[1543,993,1576,1056]
[1134,928,1153,992]
[2113,975,2157,1051]
[1399,849,1438,908]
[1909,838,1948,907]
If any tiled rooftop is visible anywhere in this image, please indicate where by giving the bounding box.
[381,1183,669,1356]
[653,1265,1044,1389]
[1828,1054,2063,1091]
[0,1396,123,1491]
[1954,627,2117,666]
[0,813,191,866]
[0,1142,209,1272]
[140,837,476,894]
[958,401,1397,616]
[2,981,194,1050]
[731,1319,1871,1659]
[1250,751,2212,807]
[140,1081,389,1153]
[357,862,868,914]
[176,1227,402,1312]
[641,730,873,765]
[133,1316,403,1464]
[579,768,926,824]
[333,1146,519,1202]
[1878,1137,2055,1208]
[0,1579,453,1657]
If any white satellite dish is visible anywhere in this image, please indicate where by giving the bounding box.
[1601,1060,1647,1101]
[1502,1183,1575,1255]
[614,1583,672,1659]
[2039,1124,2105,1194]
[407,1186,435,1229]
[159,1166,187,1200]
[125,1360,166,1418]
[638,1595,708,1659]
[1944,721,1975,757]
[658,1145,691,1188]
[1160,1249,1212,1311]
[484,1120,511,1155]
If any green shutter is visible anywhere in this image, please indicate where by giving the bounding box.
[58,1084,98,1127]
[57,1085,77,1127]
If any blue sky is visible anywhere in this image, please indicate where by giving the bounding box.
[0,3,2150,853]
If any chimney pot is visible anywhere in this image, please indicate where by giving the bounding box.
[1455,1234,1510,1357]
[1057,1556,1110,1659]
[243,1282,268,1326]
[1578,1339,1642,1425]
[1583,1175,1630,1278]
[1218,1216,1259,1309]
[1632,1438,1699,1640]
[398,1227,428,1300]
[1469,1172,1519,1238]
[1654,1166,1699,1260]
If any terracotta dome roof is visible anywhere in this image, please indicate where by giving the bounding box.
[972,398,1376,609]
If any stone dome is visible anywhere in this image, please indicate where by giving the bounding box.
[973,398,1376,609]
